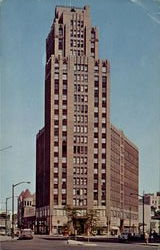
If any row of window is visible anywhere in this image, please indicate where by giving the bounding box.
[94,178,106,184]
[54,94,67,101]
[54,73,67,80]
[94,65,107,72]
[73,167,87,174]
[74,135,88,144]
[73,199,87,206]
[70,50,84,56]
[74,125,88,133]
[74,84,88,93]
[73,156,87,164]
[93,148,106,154]
[74,64,88,72]
[73,178,87,185]
[74,115,88,124]
[54,157,67,163]
[70,29,84,38]
[71,39,84,48]
[54,63,67,70]
[74,94,88,103]
[94,168,106,174]
[74,74,88,82]
[54,124,67,133]
[73,145,88,154]
[74,105,88,113]
[54,188,66,194]
[94,132,106,138]
[94,158,106,164]
[73,188,87,195]
[71,20,84,27]
[23,200,32,206]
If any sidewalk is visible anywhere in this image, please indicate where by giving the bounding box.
[0,235,18,242]
[137,242,160,247]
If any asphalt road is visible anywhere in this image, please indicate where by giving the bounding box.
[1,237,159,250]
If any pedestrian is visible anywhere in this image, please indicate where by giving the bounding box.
[153,230,157,242]
[144,232,149,245]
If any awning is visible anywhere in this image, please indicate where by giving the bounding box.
[111,226,119,230]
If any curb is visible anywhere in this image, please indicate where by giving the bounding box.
[67,239,97,246]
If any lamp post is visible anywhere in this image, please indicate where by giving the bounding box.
[129,195,131,233]
[5,197,12,235]
[11,181,30,238]
[130,193,145,237]
[0,145,12,152]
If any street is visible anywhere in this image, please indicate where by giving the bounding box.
[1,237,160,250]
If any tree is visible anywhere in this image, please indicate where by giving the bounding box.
[64,205,79,235]
[85,209,98,235]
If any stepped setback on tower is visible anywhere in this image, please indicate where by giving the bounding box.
[35,5,139,235]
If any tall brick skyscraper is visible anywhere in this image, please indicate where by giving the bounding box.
[36,5,139,235]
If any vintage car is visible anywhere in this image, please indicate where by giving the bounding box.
[18,229,33,240]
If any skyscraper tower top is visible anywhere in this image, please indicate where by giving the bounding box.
[46,5,99,61]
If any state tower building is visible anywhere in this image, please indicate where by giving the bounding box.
[36,5,139,235]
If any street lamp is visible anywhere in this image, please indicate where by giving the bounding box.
[130,193,145,237]
[129,195,131,233]
[5,197,12,235]
[11,181,30,238]
[0,145,12,152]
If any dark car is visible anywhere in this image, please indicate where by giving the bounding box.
[18,229,33,240]
[118,233,129,242]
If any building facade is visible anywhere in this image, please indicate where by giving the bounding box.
[139,192,160,234]
[36,5,139,235]
[110,125,138,234]
[17,189,36,230]
[0,210,12,235]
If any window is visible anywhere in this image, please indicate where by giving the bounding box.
[59,38,63,50]
[84,75,88,82]
[102,76,107,83]
[94,127,98,132]
[62,158,67,163]
[62,189,66,194]
[94,169,98,174]
[55,74,59,80]
[84,85,88,92]
[54,168,58,175]
[91,42,95,48]
[54,178,58,184]
[63,74,67,80]
[59,27,63,36]
[54,189,58,194]
[91,32,95,39]
[54,95,59,100]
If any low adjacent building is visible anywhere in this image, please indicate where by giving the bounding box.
[110,125,138,235]
[139,192,160,234]
[17,189,36,230]
[0,210,12,235]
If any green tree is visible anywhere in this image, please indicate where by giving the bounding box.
[85,209,98,235]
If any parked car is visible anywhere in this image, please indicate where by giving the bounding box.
[18,229,33,240]
[118,233,129,242]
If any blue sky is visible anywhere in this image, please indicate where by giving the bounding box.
[1,0,160,210]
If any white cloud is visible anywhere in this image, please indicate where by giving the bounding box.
[130,0,142,4]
